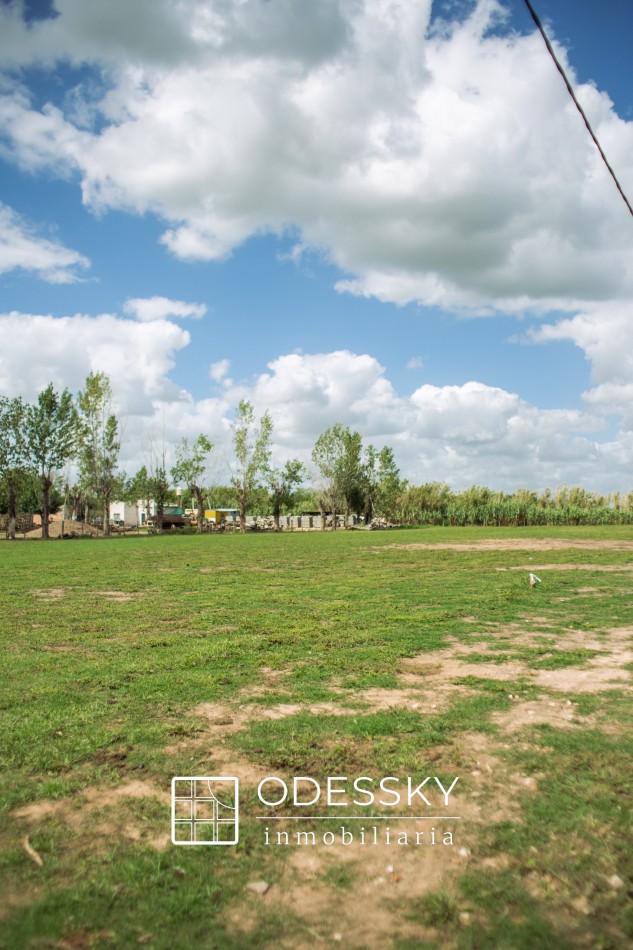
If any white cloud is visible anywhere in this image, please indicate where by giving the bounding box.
[406,356,424,370]
[0,312,628,491]
[209,358,231,383]
[529,303,633,431]
[225,349,616,490]
[123,295,207,322]
[0,202,89,283]
[0,311,190,414]
[2,1,633,310]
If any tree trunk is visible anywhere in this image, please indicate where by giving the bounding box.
[103,493,110,536]
[239,490,246,533]
[195,487,205,533]
[364,495,373,525]
[273,502,281,532]
[42,475,51,539]
[319,499,326,531]
[7,482,17,541]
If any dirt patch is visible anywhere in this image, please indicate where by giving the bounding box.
[12,780,171,851]
[260,666,292,681]
[98,590,140,602]
[498,563,633,573]
[24,522,103,539]
[32,587,66,601]
[535,665,632,692]
[402,653,528,682]
[381,539,633,552]
[236,739,523,949]
[401,628,632,695]
[492,697,596,732]
[400,641,528,683]
[261,827,469,948]
[347,686,455,714]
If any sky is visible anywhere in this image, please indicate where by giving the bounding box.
[1,0,633,493]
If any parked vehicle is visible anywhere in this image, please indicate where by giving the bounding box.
[146,506,188,529]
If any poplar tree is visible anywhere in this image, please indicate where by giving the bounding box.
[230,400,273,532]
[0,396,29,540]
[24,384,76,539]
[76,373,120,536]
[171,435,213,532]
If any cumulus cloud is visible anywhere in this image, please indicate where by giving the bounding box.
[123,295,206,322]
[0,311,190,414]
[1,0,632,310]
[0,202,89,282]
[529,303,633,431]
[1,313,624,491]
[209,358,231,383]
[0,308,234,474]
[225,349,616,490]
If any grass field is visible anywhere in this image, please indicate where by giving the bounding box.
[1,526,632,949]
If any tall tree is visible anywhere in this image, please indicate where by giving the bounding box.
[337,427,364,524]
[312,424,344,530]
[24,384,76,539]
[267,459,304,531]
[312,423,364,529]
[0,396,30,540]
[230,400,273,532]
[76,373,120,537]
[126,465,152,528]
[148,450,170,534]
[171,435,213,533]
[364,444,401,523]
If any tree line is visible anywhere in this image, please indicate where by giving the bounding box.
[0,380,401,538]
[2,377,632,539]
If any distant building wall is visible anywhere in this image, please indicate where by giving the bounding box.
[110,500,156,526]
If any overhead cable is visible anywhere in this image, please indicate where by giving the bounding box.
[523,0,633,218]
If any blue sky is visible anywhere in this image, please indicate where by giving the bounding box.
[1,0,632,492]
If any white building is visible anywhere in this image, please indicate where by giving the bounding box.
[110,499,156,527]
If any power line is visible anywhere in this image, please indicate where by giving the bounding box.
[523,0,633,218]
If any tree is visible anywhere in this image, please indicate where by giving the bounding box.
[76,373,120,537]
[312,423,364,529]
[312,424,343,529]
[24,384,76,538]
[171,435,213,533]
[364,444,401,523]
[148,452,170,534]
[0,396,30,540]
[126,465,152,528]
[267,459,304,531]
[230,400,273,532]
[337,428,364,524]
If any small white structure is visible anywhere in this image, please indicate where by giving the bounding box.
[110,499,156,527]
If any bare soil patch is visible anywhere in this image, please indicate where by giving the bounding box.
[12,780,171,852]
[98,590,140,602]
[24,522,103,539]
[31,587,66,601]
[401,627,632,695]
[381,539,633,552]
[498,563,633,573]
[492,698,595,732]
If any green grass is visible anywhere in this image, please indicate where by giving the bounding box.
[1,526,632,948]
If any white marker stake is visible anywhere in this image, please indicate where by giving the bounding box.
[529,573,542,587]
